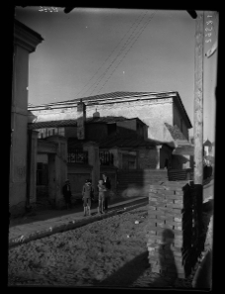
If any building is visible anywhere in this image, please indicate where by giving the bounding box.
[28,90,193,170]
[26,91,193,204]
[28,106,169,201]
[10,20,43,213]
[28,91,192,142]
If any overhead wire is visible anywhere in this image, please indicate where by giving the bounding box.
[74,11,146,99]
[81,11,148,98]
[87,11,151,96]
[95,11,157,95]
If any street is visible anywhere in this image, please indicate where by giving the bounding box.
[8,205,193,288]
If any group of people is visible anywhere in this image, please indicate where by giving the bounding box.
[81,173,111,216]
[62,173,111,217]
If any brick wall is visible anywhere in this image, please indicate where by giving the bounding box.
[146,181,204,281]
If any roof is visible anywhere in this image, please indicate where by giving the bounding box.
[28,91,192,128]
[172,145,194,156]
[28,116,147,130]
[164,123,187,141]
[28,119,77,130]
[203,139,212,147]
[165,123,194,152]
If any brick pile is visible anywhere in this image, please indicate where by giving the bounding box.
[146,181,191,280]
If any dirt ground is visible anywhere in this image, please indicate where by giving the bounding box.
[8,180,214,288]
[8,205,198,289]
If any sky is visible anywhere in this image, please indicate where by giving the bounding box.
[15,7,218,142]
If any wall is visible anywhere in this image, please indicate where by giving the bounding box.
[86,123,108,142]
[67,164,92,198]
[160,145,173,169]
[147,181,204,280]
[86,99,173,142]
[117,119,136,131]
[10,45,29,207]
[10,21,43,215]
[171,154,190,170]
[37,154,48,164]
[173,102,189,140]
[65,126,77,139]
[30,98,174,142]
[138,147,158,169]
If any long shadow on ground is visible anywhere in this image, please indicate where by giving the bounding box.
[95,250,176,289]
[96,251,150,287]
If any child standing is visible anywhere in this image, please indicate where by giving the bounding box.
[98,179,107,215]
[82,179,94,216]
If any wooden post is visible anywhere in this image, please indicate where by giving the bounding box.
[194,11,204,185]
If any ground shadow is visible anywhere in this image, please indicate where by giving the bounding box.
[96,251,149,287]
[149,229,179,288]
[158,229,178,281]
[96,229,179,289]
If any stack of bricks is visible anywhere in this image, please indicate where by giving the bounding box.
[147,181,192,280]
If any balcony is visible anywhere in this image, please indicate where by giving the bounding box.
[68,150,88,164]
[99,151,114,166]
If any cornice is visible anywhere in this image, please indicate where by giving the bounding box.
[14,20,43,53]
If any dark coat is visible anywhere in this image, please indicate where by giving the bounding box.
[62,183,72,198]
[103,177,111,199]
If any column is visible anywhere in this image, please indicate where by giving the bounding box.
[27,130,39,204]
[83,141,100,194]
[194,11,204,185]
[47,136,68,207]
[109,147,119,168]
[48,153,56,205]
[10,21,43,214]
[156,145,162,169]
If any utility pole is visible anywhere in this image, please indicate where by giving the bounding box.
[194,11,204,185]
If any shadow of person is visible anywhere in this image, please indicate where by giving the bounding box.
[155,229,178,287]
[96,251,149,287]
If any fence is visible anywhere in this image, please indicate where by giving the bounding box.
[99,151,114,166]
[147,180,205,281]
[67,150,88,164]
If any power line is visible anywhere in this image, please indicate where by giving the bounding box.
[81,11,148,97]
[87,11,151,96]
[96,11,157,95]
[74,11,145,99]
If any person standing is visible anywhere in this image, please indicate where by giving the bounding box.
[97,179,106,215]
[62,179,72,209]
[102,173,111,213]
[82,179,94,216]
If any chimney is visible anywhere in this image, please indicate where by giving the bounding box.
[77,99,86,140]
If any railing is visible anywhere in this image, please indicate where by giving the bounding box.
[68,150,88,164]
[99,151,114,166]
